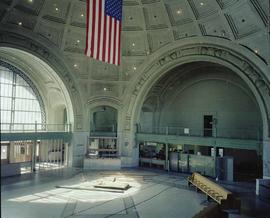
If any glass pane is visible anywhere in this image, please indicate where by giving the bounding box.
[0,64,44,130]
[0,68,13,84]
[15,85,36,99]
[1,110,11,123]
[0,97,12,110]
[0,84,13,97]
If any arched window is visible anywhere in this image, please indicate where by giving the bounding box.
[0,61,45,131]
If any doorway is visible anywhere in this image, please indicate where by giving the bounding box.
[204,115,213,137]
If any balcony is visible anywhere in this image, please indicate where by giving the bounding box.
[136,126,262,152]
[1,123,72,141]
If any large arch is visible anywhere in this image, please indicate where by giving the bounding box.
[124,37,269,138]
[121,37,270,176]
[86,96,124,156]
[0,29,84,131]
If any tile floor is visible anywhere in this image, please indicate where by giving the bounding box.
[1,168,270,218]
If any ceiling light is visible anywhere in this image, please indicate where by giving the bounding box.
[77,40,80,43]
[254,49,259,54]
[28,0,33,3]
[55,7,59,11]
[73,64,78,67]
[133,66,136,70]
[103,87,107,91]
[177,10,182,14]
[200,2,204,6]
[81,14,84,17]
[132,43,135,47]
[18,22,22,26]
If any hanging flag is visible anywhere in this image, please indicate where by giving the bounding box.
[85,0,123,66]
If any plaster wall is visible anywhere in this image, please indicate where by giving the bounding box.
[158,79,262,139]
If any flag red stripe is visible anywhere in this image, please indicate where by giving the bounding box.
[84,0,90,55]
[118,23,122,65]
[96,0,102,59]
[108,16,112,63]
[113,20,117,65]
[85,0,122,65]
[102,15,107,62]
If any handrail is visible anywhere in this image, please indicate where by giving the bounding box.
[0,123,72,133]
[137,125,261,140]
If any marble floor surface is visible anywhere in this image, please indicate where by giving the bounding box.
[1,168,270,218]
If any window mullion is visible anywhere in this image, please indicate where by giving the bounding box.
[10,73,16,131]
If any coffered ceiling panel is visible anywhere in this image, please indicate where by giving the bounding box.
[143,3,169,30]
[148,29,173,52]
[5,9,37,30]
[36,20,64,47]
[63,27,85,54]
[188,0,220,19]
[123,6,145,31]
[199,15,231,39]
[121,57,146,81]
[70,2,86,28]
[42,0,70,24]
[14,0,44,16]
[122,31,149,56]
[225,3,265,39]
[165,1,194,26]
[173,22,200,40]
[216,0,239,9]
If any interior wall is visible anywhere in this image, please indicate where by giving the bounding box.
[159,79,262,138]
[90,106,117,132]
[139,62,263,141]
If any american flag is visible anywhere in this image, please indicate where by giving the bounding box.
[85,0,123,66]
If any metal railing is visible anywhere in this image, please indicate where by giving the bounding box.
[85,148,118,159]
[137,126,261,140]
[1,123,72,133]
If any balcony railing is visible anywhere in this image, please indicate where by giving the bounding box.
[1,123,71,133]
[137,126,261,140]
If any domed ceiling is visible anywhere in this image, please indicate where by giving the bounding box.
[0,0,269,101]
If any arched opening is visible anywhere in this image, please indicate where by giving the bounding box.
[0,47,74,126]
[138,62,263,181]
[85,105,119,169]
[90,105,118,134]
[0,47,75,176]
[0,62,45,131]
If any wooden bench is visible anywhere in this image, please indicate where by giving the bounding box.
[188,172,241,211]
